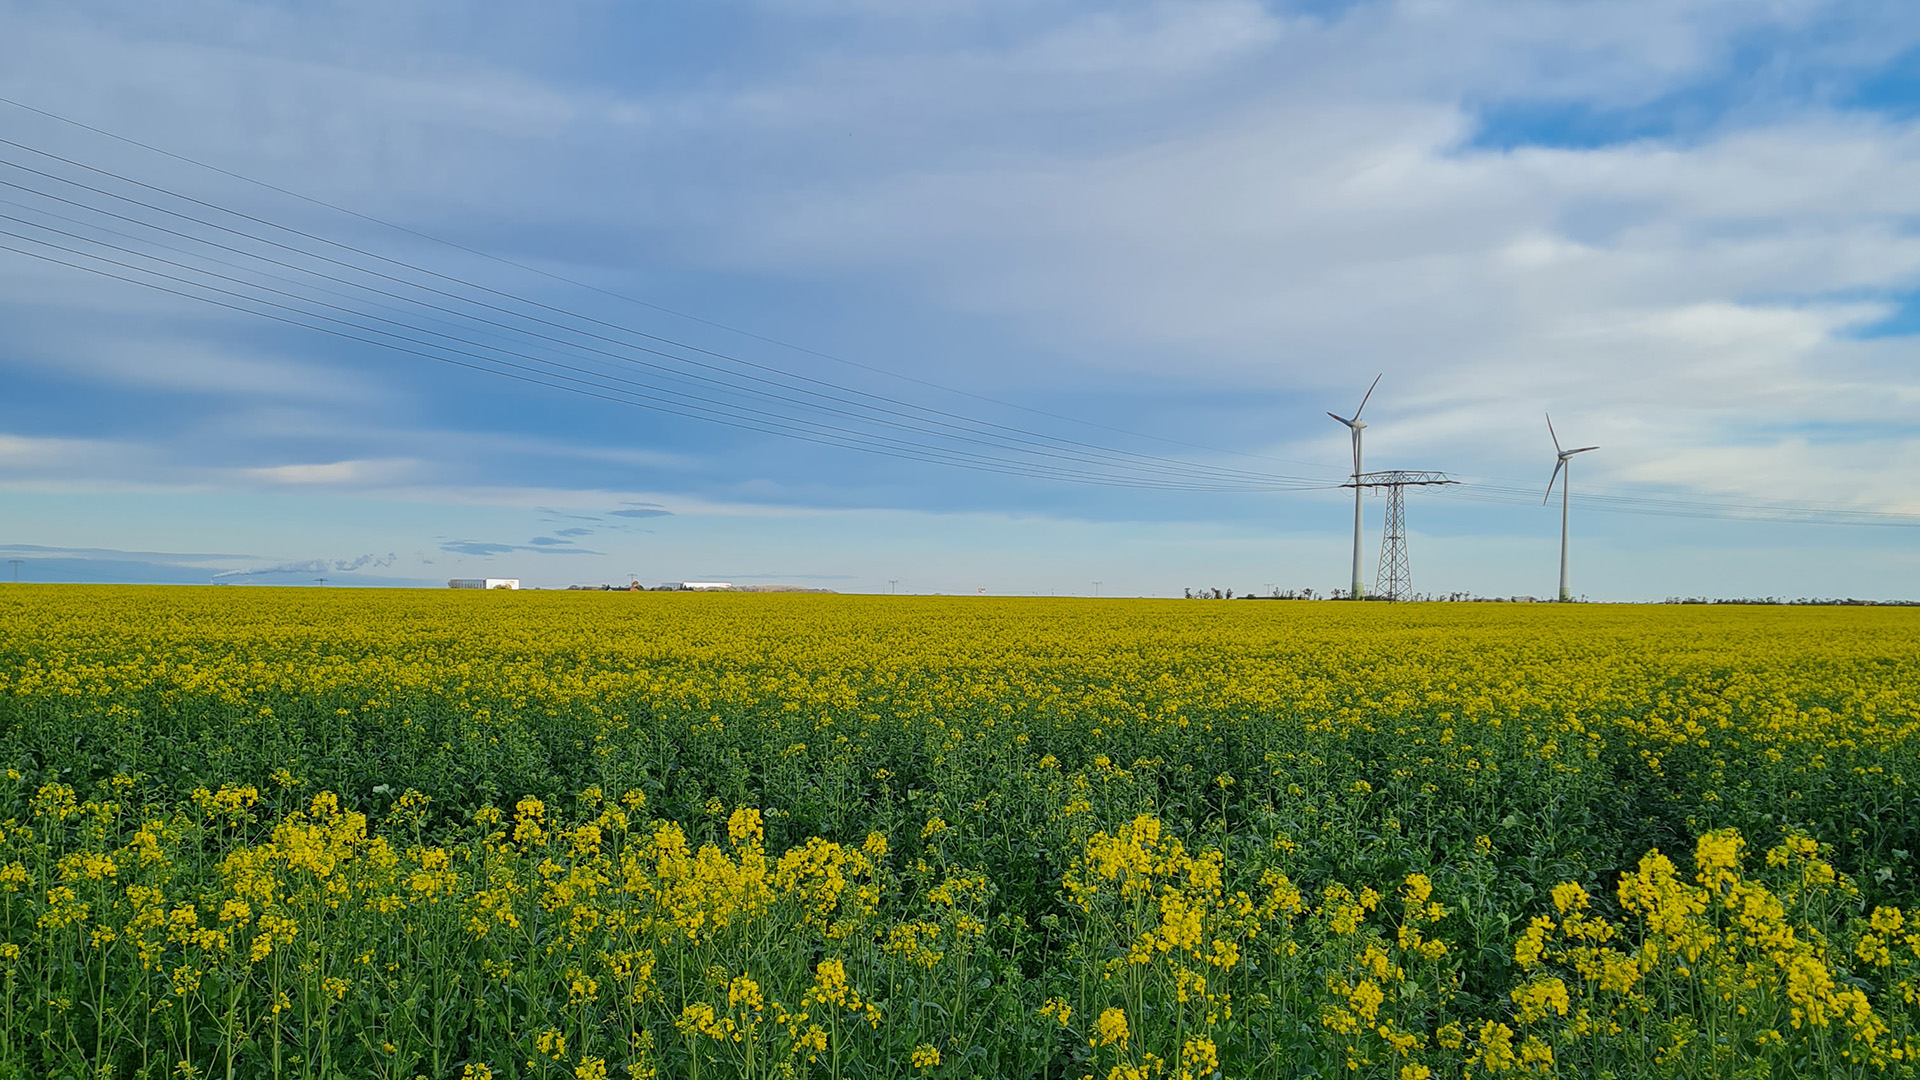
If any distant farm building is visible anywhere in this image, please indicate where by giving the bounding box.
[449,578,520,590]
[667,582,734,591]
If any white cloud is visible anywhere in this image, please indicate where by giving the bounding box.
[679,49,1920,510]
[26,336,380,403]
[0,432,127,470]
[212,552,398,578]
[369,483,835,518]
[996,1,1285,78]
[243,459,417,485]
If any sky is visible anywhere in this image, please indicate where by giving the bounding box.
[1,0,1918,600]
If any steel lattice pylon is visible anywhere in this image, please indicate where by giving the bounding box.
[1375,482,1411,601]
[1343,470,1458,602]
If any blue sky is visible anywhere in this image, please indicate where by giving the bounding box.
[2,0,1918,599]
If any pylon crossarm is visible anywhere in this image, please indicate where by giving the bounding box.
[1344,469,1458,489]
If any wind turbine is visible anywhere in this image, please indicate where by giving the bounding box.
[1328,374,1381,600]
[1543,414,1598,602]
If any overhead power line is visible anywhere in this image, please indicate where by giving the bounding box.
[0,135,1340,492]
[0,235,1295,491]
[0,94,1345,476]
[1428,479,1920,529]
[0,203,1295,490]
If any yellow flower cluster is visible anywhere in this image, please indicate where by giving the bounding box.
[1505,829,1920,1073]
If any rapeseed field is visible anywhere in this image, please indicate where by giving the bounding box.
[1,585,1918,1079]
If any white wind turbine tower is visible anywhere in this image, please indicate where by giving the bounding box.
[1543,414,1598,602]
[1327,374,1381,600]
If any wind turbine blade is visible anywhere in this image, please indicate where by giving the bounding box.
[1545,413,1562,454]
[1353,374,1382,421]
[1327,411,1350,425]
[1543,459,1564,504]
[1569,445,1599,454]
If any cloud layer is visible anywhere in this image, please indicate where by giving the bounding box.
[1,0,1917,596]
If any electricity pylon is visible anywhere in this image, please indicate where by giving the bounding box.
[1345,470,1457,601]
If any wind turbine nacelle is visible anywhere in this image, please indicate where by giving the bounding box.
[1351,420,1368,430]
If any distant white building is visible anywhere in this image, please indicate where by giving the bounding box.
[673,582,733,591]
[449,578,520,590]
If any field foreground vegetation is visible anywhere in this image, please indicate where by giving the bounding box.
[2,586,1919,1080]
